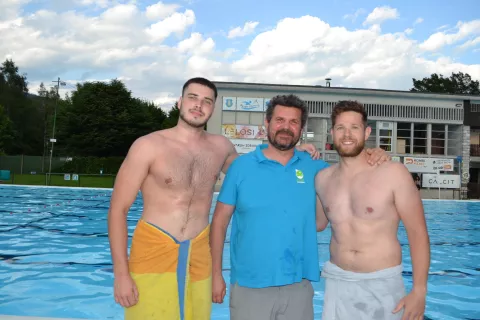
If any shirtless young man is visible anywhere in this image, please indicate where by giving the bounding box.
[315,100,431,320]
[107,77,320,320]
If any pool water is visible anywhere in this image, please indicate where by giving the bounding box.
[0,185,479,320]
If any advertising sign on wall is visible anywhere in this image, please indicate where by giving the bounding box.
[230,139,262,153]
[222,124,267,139]
[236,98,264,112]
[403,157,454,173]
[222,97,236,111]
[431,158,454,171]
[422,174,460,189]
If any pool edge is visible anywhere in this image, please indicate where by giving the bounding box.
[0,316,88,320]
[0,184,221,195]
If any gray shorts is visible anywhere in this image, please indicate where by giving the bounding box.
[229,279,315,320]
[321,261,406,320]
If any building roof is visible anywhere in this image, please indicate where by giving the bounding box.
[212,81,480,101]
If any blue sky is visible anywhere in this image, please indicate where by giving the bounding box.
[1,0,479,107]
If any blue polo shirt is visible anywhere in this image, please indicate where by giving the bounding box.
[217,144,330,289]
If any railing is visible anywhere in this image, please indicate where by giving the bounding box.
[0,172,116,188]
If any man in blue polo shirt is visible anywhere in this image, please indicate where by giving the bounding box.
[209,94,389,320]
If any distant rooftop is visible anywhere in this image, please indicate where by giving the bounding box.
[212,80,480,101]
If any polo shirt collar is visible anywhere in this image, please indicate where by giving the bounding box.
[254,143,301,166]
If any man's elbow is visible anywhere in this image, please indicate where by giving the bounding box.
[316,221,328,232]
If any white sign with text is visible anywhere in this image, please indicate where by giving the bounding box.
[230,139,262,154]
[403,157,454,173]
[422,174,460,189]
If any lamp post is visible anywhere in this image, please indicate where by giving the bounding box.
[47,77,66,185]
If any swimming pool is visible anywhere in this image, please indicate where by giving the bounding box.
[0,185,479,320]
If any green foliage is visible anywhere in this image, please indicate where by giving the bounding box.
[0,104,14,152]
[162,102,180,129]
[55,79,169,157]
[0,59,45,155]
[411,72,480,95]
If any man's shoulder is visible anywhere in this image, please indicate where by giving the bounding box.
[130,132,162,151]
[230,151,256,167]
[315,163,336,180]
[297,152,330,170]
[206,132,235,152]
[377,160,409,174]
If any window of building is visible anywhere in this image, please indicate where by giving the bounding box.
[471,129,480,157]
[413,123,427,154]
[306,118,324,150]
[431,124,446,155]
[377,121,393,152]
[366,120,376,149]
[325,119,335,151]
[396,122,411,154]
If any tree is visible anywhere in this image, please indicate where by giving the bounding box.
[58,79,167,157]
[410,72,480,95]
[161,102,180,129]
[0,59,44,155]
[0,104,14,153]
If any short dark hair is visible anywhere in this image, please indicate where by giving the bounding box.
[331,100,368,127]
[266,94,308,128]
[182,77,218,100]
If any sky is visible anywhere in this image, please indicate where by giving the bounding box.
[1,0,479,109]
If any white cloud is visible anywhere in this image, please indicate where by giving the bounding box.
[227,21,259,39]
[0,3,479,110]
[146,9,195,42]
[177,32,214,54]
[457,36,480,51]
[76,0,110,8]
[231,14,479,90]
[343,8,366,22]
[363,6,399,26]
[414,17,424,25]
[146,1,181,20]
[420,20,480,51]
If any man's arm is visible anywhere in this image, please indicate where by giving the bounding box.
[210,157,240,303]
[316,194,329,231]
[314,171,329,231]
[296,143,321,159]
[108,137,153,277]
[221,138,239,174]
[210,202,235,277]
[365,147,392,165]
[393,163,430,293]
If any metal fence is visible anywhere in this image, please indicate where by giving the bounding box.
[0,155,64,174]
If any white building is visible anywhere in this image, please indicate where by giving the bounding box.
[207,81,480,199]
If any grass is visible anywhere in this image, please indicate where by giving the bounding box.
[0,173,116,188]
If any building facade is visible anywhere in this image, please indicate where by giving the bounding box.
[208,81,480,199]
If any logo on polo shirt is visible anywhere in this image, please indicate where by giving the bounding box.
[295,169,305,183]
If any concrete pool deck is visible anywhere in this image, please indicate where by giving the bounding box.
[0,317,85,320]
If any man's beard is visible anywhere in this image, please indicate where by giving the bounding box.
[334,139,365,157]
[179,108,208,128]
[268,128,300,151]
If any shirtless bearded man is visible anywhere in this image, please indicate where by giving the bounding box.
[107,77,320,320]
[315,101,431,320]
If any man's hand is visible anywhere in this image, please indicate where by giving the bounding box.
[114,274,139,308]
[365,147,391,166]
[392,288,426,320]
[296,143,321,159]
[212,273,226,304]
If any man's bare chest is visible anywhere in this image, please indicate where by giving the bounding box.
[321,176,393,221]
[151,147,226,189]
